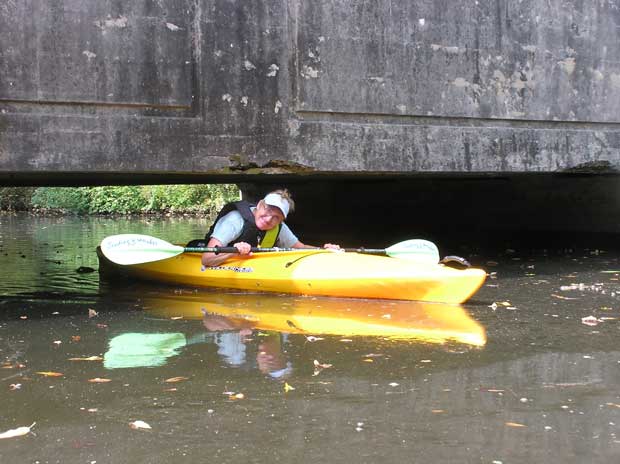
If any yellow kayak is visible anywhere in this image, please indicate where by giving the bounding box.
[98,246,486,304]
[145,292,487,346]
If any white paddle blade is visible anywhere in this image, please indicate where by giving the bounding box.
[386,239,440,263]
[100,234,184,265]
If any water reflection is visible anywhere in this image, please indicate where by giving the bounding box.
[102,292,487,377]
[144,292,486,346]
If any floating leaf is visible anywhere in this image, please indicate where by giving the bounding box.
[551,294,578,300]
[313,360,332,369]
[68,356,103,362]
[80,407,98,413]
[165,376,188,383]
[36,371,63,377]
[87,377,111,383]
[505,422,527,428]
[129,420,151,430]
[229,393,245,400]
[71,336,82,342]
[0,422,35,439]
[88,309,98,318]
[284,382,295,392]
[581,316,599,326]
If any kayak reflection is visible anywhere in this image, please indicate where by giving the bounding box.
[145,292,487,346]
[103,293,486,375]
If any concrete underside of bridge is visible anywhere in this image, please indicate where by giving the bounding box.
[1,1,620,244]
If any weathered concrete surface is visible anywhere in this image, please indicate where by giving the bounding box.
[1,0,620,184]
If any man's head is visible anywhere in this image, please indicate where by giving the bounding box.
[254,189,295,231]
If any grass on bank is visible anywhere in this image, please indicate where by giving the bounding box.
[0,185,240,215]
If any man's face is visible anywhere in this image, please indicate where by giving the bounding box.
[254,201,285,231]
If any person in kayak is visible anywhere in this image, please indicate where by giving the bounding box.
[200,189,340,267]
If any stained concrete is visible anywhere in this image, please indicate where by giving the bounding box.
[1,1,620,239]
[0,0,619,184]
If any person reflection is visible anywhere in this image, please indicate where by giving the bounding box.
[202,310,292,379]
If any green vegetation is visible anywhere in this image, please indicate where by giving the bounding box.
[0,185,240,215]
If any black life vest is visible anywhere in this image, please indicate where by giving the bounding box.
[204,201,281,247]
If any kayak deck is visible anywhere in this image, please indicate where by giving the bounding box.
[97,247,486,304]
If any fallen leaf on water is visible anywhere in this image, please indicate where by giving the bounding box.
[87,378,111,383]
[313,360,332,369]
[229,393,245,400]
[0,422,36,439]
[71,336,81,342]
[9,384,22,390]
[79,407,98,413]
[551,294,578,300]
[88,309,98,318]
[68,356,103,361]
[431,409,445,413]
[581,316,599,326]
[305,336,324,342]
[165,376,188,383]
[36,371,63,377]
[363,358,374,363]
[53,340,62,345]
[505,422,527,428]
[129,420,151,430]
[170,316,183,320]
[284,382,295,392]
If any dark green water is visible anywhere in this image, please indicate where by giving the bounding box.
[1,213,619,463]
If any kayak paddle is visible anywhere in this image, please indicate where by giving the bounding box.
[100,234,440,266]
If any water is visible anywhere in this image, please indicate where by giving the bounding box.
[1,213,619,463]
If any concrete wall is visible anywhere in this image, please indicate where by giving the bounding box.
[1,0,620,184]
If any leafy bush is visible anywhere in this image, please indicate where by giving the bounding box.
[27,184,240,215]
[88,186,148,214]
[31,187,91,213]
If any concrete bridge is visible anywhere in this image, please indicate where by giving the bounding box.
[1,1,620,244]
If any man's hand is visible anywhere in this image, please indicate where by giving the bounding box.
[233,242,252,255]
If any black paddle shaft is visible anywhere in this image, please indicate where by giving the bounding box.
[184,246,386,255]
